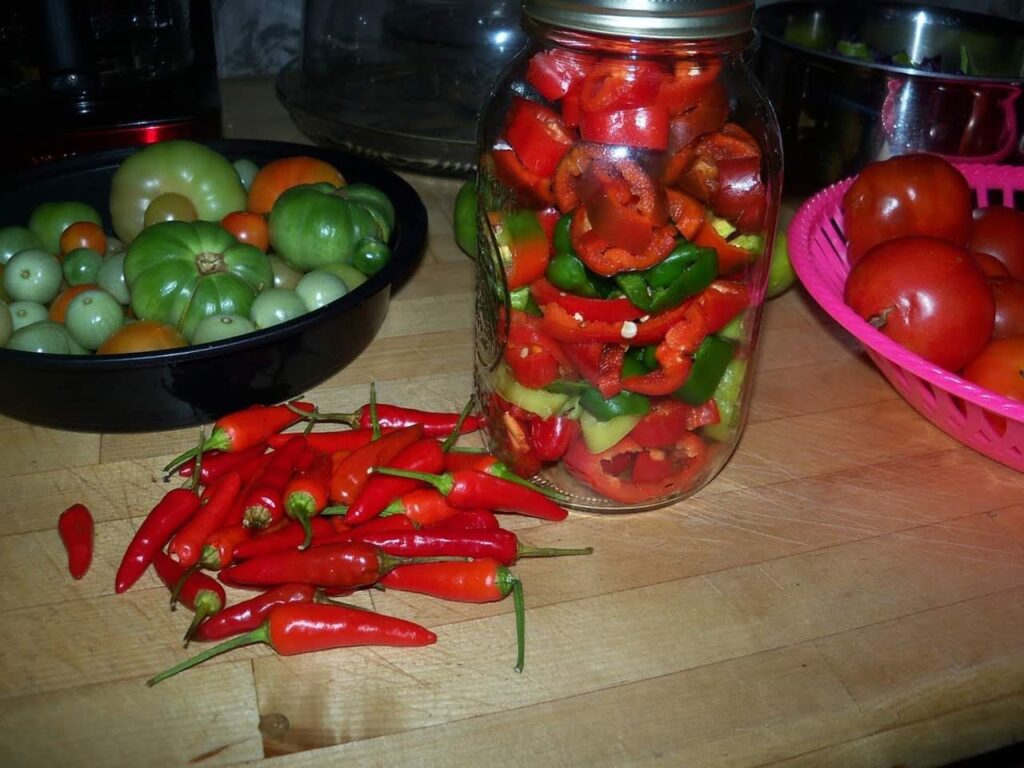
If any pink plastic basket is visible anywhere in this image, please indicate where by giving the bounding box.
[788,163,1024,473]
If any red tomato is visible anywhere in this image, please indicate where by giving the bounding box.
[969,206,1024,279]
[971,250,1012,278]
[97,320,188,354]
[842,154,973,265]
[247,156,345,215]
[221,211,270,252]
[59,221,107,258]
[961,336,1024,402]
[843,236,995,372]
[988,278,1024,339]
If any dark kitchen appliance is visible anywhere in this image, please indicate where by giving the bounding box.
[0,0,222,176]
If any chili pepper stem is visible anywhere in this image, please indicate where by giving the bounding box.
[148,624,270,686]
[169,563,201,609]
[369,381,381,440]
[518,545,594,559]
[511,575,525,673]
[375,467,453,494]
[379,553,470,575]
[183,606,213,648]
[488,464,569,502]
[440,398,476,453]
[163,431,227,476]
[284,401,359,427]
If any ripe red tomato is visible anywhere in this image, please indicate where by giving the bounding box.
[988,278,1024,338]
[844,236,995,371]
[961,336,1024,402]
[969,206,1024,279]
[971,250,1012,278]
[221,211,270,252]
[842,154,973,264]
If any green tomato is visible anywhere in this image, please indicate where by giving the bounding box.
[63,247,105,286]
[3,248,63,303]
[142,192,199,228]
[191,313,257,344]
[0,300,12,346]
[125,220,272,339]
[64,288,125,350]
[268,253,303,290]
[28,201,102,256]
[8,300,49,331]
[109,139,248,243]
[106,236,125,258]
[295,269,349,311]
[351,237,391,276]
[268,183,387,271]
[250,288,307,329]
[319,262,367,291]
[233,158,260,192]
[0,226,44,265]
[336,183,395,240]
[97,253,130,305]
[7,320,87,354]
[453,180,478,257]
[766,231,797,299]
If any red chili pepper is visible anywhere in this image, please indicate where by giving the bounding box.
[163,401,315,474]
[525,48,594,101]
[200,524,253,570]
[375,468,568,521]
[442,449,568,501]
[425,509,501,530]
[57,503,94,580]
[232,435,311,529]
[344,438,446,526]
[283,452,333,549]
[378,488,463,527]
[381,558,526,671]
[308,513,416,550]
[266,429,377,453]
[560,341,624,399]
[168,472,243,567]
[354,528,592,565]
[505,96,576,178]
[295,403,481,439]
[538,293,696,345]
[147,602,437,686]
[115,487,201,594]
[696,280,748,334]
[193,583,317,643]
[152,551,227,645]
[621,303,707,396]
[232,517,341,561]
[176,443,268,485]
[329,424,424,505]
[579,105,670,151]
[218,540,455,590]
[531,277,645,323]
[492,147,556,208]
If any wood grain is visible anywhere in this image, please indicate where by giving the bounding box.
[1,78,1022,768]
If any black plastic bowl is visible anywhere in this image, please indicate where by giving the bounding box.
[0,139,427,432]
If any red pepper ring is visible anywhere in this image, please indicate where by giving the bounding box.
[620,302,708,396]
[531,277,647,323]
[572,207,678,276]
[579,105,670,152]
[538,298,699,345]
[505,97,576,178]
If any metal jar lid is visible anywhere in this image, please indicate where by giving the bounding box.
[522,0,754,40]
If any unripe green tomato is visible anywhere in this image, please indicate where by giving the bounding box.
[234,158,260,192]
[191,313,257,344]
[97,253,130,305]
[268,253,303,290]
[295,269,349,311]
[0,226,44,265]
[8,300,48,331]
[3,249,63,303]
[0,300,12,346]
[28,201,102,255]
[7,320,88,354]
[143,192,199,228]
[64,247,105,286]
[319,262,367,291]
[64,288,125,350]
[250,288,307,329]
[351,237,391,276]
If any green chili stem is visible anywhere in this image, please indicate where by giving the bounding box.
[511,575,525,673]
[376,467,454,495]
[148,624,270,686]
[518,545,594,559]
[440,398,476,453]
[168,563,201,609]
[369,381,381,441]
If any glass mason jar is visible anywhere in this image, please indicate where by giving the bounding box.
[472,0,782,512]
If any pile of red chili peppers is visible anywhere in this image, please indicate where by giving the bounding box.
[55,389,592,686]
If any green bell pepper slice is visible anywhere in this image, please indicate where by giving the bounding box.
[453,180,478,258]
[552,213,573,256]
[496,364,573,419]
[580,411,643,453]
[509,286,542,316]
[580,387,651,422]
[675,335,735,405]
[703,356,747,442]
[643,241,718,314]
[614,272,653,311]
[545,251,600,297]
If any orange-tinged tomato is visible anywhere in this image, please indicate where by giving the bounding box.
[49,284,97,323]
[961,336,1024,402]
[59,221,107,258]
[221,211,270,252]
[247,156,345,215]
[97,320,187,354]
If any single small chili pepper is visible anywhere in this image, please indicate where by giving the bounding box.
[218,540,458,590]
[377,488,463,527]
[238,484,286,531]
[115,487,201,594]
[200,524,254,570]
[57,503,94,580]
[381,558,526,671]
[424,509,501,530]
[176,443,268,485]
[292,401,482,438]
[232,435,311,529]
[354,528,592,565]
[147,602,437,686]
[152,550,227,646]
[233,517,341,561]
[377,468,568,521]
[344,438,445,526]
[307,513,416,550]
[283,452,333,549]
[441,450,568,501]
[329,424,424,505]
[169,472,243,568]
[164,401,315,474]
[193,583,318,643]
[266,429,378,453]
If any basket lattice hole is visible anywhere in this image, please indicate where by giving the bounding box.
[1013,189,1024,209]
[948,394,970,427]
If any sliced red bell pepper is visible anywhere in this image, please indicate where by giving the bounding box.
[505,312,564,390]
[540,297,700,345]
[629,399,717,448]
[505,97,577,178]
[537,206,562,255]
[696,280,748,334]
[578,59,666,114]
[492,209,550,290]
[532,277,645,322]
[693,220,756,276]
[572,207,678,276]
[620,301,707,396]
[526,49,594,101]
[492,148,555,208]
[713,156,767,233]
[561,88,583,127]
[528,414,580,462]
[579,105,670,151]
[577,159,668,254]
[560,340,624,399]
[667,80,730,152]
[657,60,723,115]
[665,188,705,240]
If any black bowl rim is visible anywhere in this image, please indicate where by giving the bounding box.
[0,138,428,372]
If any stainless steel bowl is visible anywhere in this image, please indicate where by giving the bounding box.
[752,1,1024,194]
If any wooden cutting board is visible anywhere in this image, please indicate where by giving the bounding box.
[1,78,1022,768]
